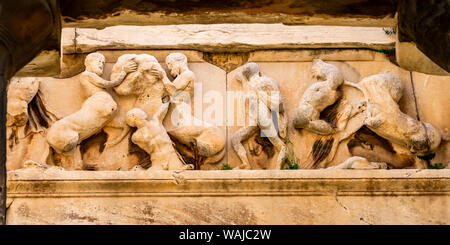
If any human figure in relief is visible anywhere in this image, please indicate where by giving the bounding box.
[126,105,194,170]
[153,52,226,168]
[293,59,361,135]
[231,62,288,170]
[46,52,137,154]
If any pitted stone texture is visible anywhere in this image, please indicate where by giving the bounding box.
[62,25,395,54]
[84,51,226,170]
[6,170,450,225]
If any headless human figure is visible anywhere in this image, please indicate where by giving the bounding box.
[293,59,357,135]
[231,63,287,170]
[126,104,194,170]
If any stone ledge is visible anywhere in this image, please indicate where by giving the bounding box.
[63,25,395,54]
[7,170,450,224]
[7,170,450,197]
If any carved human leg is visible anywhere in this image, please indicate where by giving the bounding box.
[294,102,335,135]
[46,91,118,154]
[103,119,130,148]
[277,107,288,139]
[257,102,287,169]
[203,147,226,165]
[307,120,335,135]
[231,126,259,169]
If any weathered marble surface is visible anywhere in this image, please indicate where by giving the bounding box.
[8,51,228,171]
[226,52,449,170]
[62,25,395,54]
[6,169,450,225]
[7,49,450,171]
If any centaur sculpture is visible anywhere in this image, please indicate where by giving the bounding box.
[0,0,448,224]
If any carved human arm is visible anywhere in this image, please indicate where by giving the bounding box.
[155,102,170,121]
[162,76,177,96]
[342,80,361,89]
[255,77,282,110]
[161,71,194,100]
[146,64,177,96]
[88,60,137,88]
[171,71,194,92]
[104,126,130,148]
[342,80,370,100]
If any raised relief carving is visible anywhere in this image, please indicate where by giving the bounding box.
[163,52,195,111]
[46,53,136,153]
[295,59,446,169]
[46,91,117,153]
[7,51,226,171]
[162,53,226,169]
[325,156,387,170]
[6,77,52,170]
[358,74,442,155]
[105,53,167,152]
[7,77,40,127]
[292,59,366,168]
[231,62,288,170]
[6,53,447,171]
[293,59,362,135]
[126,105,193,170]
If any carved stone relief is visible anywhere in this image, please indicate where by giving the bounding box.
[230,62,288,170]
[291,59,447,169]
[6,53,448,171]
[7,52,226,171]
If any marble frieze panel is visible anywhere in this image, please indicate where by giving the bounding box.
[6,49,450,171]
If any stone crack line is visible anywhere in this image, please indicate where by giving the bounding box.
[404,169,423,178]
[73,28,78,53]
[359,217,373,225]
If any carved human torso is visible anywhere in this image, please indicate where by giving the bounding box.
[169,70,195,113]
[131,119,182,169]
[79,72,109,98]
[113,55,167,117]
[360,74,441,153]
